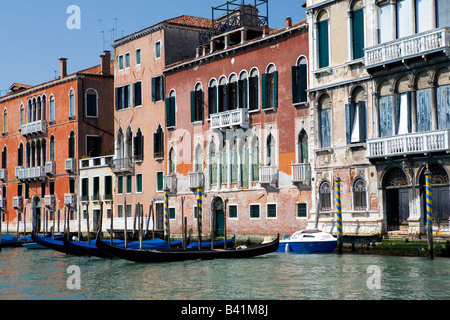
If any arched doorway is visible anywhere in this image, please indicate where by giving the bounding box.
[383,167,410,231]
[32,197,42,233]
[211,196,225,236]
[419,164,450,228]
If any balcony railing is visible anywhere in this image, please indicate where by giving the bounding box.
[111,157,134,173]
[80,155,113,170]
[0,168,6,181]
[163,174,177,191]
[210,108,250,131]
[189,171,204,189]
[367,129,450,159]
[259,166,278,185]
[44,195,55,207]
[291,162,311,184]
[13,196,23,209]
[17,166,45,181]
[365,27,450,68]
[21,120,47,136]
[64,193,77,205]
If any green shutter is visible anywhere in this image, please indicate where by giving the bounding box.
[151,77,156,102]
[352,9,364,60]
[299,64,307,103]
[273,71,278,108]
[199,90,204,121]
[157,172,164,191]
[190,91,196,123]
[345,104,355,145]
[261,73,268,109]
[318,20,329,68]
[292,66,300,104]
[137,174,142,193]
[358,101,367,142]
[118,176,123,194]
[166,97,175,127]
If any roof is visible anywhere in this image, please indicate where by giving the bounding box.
[113,15,212,47]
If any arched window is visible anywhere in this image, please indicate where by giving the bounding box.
[191,83,204,123]
[238,71,248,109]
[221,140,228,184]
[41,95,46,121]
[346,86,367,144]
[319,94,331,148]
[126,127,133,161]
[208,79,218,116]
[298,130,309,164]
[2,109,7,134]
[86,89,98,117]
[134,128,144,161]
[1,146,7,169]
[49,136,55,162]
[231,138,238,183]
[194,144,203,173]
[32,98,37,122]
[218,77,227,113]
[166,90,176,128]
[27,100,32,123]
[292,57,308,104]
[266,134,276,166]
[20,104,25,127]
[68,131,76,159]
[18,143,24,167]
[249,68,259,111]
[242,138,250,188]
[350,0,364,60]
[36,97,42,121]
[319,181,332,211]
[317,10,329,68]
[262,64,278,109]
[49,95,55,122]
[209,142,217,185]
[437,68,450,130]
[228,74,238,110]
[378,81,394,137]
[69,89,75,118]
[252,137,259,182]
[153,125,164,159]
[353,178,367,211]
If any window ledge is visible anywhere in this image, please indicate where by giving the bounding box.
[293,101,308,108]
[314,147,333,154]
[312,67,332,77]
[67,116,76,120]
[167,126,176,131]
[345,58,365,67]
[248,109,260,114]
[348,142,366,149]
[192,120,203,126]
[262,107,277,113]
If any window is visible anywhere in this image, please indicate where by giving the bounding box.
[351,0,364,60]
[353,179,367,211]
[135,49,141,65]
[317,10,329,68]
[238,72,248,109]
[437,0,450,27]
[267,203,277,218]
[124,52,130,68]
[156,172,164,191]
[86,135,101,157]
[118,55,124,70]
[250,204,260,219]
[81,178,89,201]
[249,69,259,111]
[133,81,142,107]
[210,142,218,186]
[49,96,55,122]
[18,143,24,167]
[229,204,238,219]
[69,178,75,194]
[346,87,367,144]
[266,134,276,166]
[319,95,331,148]
[416,0,432,33]
[126,204,132,218]
[118,176,123,194]
[221,140,228,185]
[194,144,203,173]
[69,90,75,118]
[151,76,164,102]
[297,203,307,218]
[49,136,55,162]
[153,125,164,159]
[228,74,238,110]
[379,4,391,44]
[319,181,332,211]
[155,41,161,59]
[242,139,250,188]
[252,137,259,182]
[104,176,113,200]
[292,57,308,104]
[298,130,309,164]
[2,146,7,169]
[115,85,131,110]
[208,80,218,116]
[191,83,204,122]
[86,89,98,117]
[231,139,238,183]
[136,174,143,193]
[3,109,7,133]
[166,90,176,127]
[93,176,100,200]
[20,104,25,126]
[262,64,278,109]
[437,69,450,130]
[395,92,412,135]
[168,148,176,175]
[118,204,123,218]
[169,207,176,220]
[126,175,132,194]
[397,0,412,39]
[133,128,144,161]
[68,131,75,158]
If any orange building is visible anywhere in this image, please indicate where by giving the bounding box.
[0,52,114,234]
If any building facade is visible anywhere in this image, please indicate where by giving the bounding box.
[0,52,114,235]
[163,5,310,239]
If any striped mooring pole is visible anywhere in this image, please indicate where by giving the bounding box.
[164,188,170,243]
[425,165,434,259]
[335,173,343,254]
[197,187,203,250]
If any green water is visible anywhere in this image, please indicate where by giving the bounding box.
[0,247,449,300]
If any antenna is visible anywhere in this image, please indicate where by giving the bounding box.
[98,19,108,51]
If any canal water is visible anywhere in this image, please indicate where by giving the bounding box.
[0,247,449,300]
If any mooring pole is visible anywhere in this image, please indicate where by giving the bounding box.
[197,187,203,250]
[335,173,343,254]
[164,188,170,246]
[425,165,434,259]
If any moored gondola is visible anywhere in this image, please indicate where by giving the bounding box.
[95,231,279,263]
[31,230,88,256]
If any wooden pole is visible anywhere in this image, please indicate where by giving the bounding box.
[23,207,27,238]
[124,196,128,248]
[151,202,155,239]
[110,200,114,245]
[197,187,203,250]
[145,202,152,239]
[86,203,91,244]
[0,209,3,251]
[139,203,144,250]
[52,207,55,240]
[181,197,186,250]
[335,174,343,254]
[164,188,170,246]
[16,209,20,239]
[224,198,228,250]
[425,165,434,259]
[57,208,60,234]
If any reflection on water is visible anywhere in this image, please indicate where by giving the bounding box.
[1,247,449,300]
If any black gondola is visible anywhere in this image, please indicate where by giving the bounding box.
[95,231,279,263]
[31,230,88,256]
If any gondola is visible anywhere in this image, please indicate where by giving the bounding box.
[0,234,22,248]
[31,230,88,256]
[186,236,235,249]
[95,231,279,263]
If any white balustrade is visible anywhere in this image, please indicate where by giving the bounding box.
[210,108,250,130]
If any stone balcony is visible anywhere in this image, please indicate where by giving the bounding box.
[210,108,250,131]
[365,27,450,70]
[291,162,311,185]
[111,157,134,173]
[21,120,47,137]
[17,166,45,181]
[367,129,450,160]
[189,171,204,189]
[259,166,278,185]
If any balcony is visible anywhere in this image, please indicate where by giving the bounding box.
[13,196,23,209]
[17,166,45,181]
[80,155,113,170]
[291,162,311,185]
[21,120,47,137]
[259,166,278,185]
[45,161,55,175]
[189,171,204,189]
[0,198,6,209]
[365,27,450,70]
[44,195,55,207]
[64,193,77,206]
[65,158,76,172]
[111,157,134,173]
[367,129,450,160]
[163,175,177,192]
[210,108,250,131]
[0,168,6,181]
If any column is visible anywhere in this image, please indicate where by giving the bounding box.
[430,83,438,131]
[410,86,417,133]
[431,0,437,29]
[372,92,380,138]
[391,0,397,41]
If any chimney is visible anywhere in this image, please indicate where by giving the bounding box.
[262,25,270,37]
[101,51,111,75]
[59,58,68,79]
[286,17,292,29]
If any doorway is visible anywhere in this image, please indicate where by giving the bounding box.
[155,203,164,230]
[383,167,409,231]
[212,197,225,236]
[32,197,42,233]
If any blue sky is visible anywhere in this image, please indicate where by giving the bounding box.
[0,0,307,95]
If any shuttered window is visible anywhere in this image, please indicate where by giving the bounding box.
[133,81,142,107]
[352,6,364,59]
[248,74,259,110]
[437,84,450,130]
[151,76,164,102]
[190,90,204,123]
[153,126,164,159]
[115,85,131,110]
[318,19,329,68]
[345,102,367,144]
[208,85,218,115]
[262,69,278,109]
[165,96,176,127]
[379,96,394,137]
[292,63,307,104]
